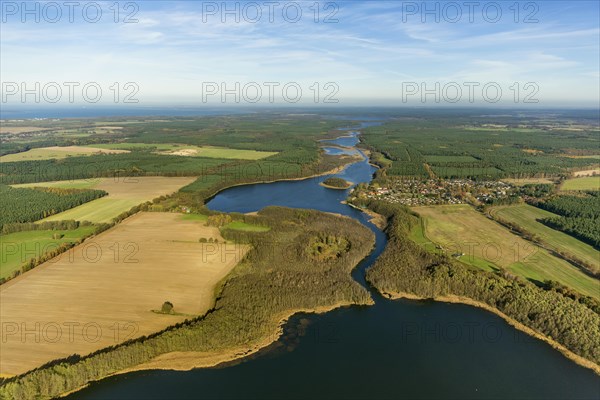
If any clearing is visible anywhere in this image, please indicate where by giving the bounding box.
[573,168,600,177]
[0,212,248,376]
[90,143,277,160]
[0,146,129,162]
[14,177,195,223]
[502,177,555,186]
[489,204,599,272]
[412,205,599,299]
[560,176,600,191]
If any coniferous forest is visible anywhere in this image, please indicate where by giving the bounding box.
[0,185,106,229]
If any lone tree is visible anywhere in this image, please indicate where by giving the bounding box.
[161,301,174,314]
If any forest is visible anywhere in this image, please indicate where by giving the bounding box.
[359,117,598,180]
[535,192,600,248]
[0,207,375,399]
[360,199,600,368]
[0,185,106,229]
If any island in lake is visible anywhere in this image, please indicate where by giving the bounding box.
[320,177,353,190]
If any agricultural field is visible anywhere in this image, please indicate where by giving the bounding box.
[90,143,278,160]
[561,176,600,191]
[490,204,600,271]
[412,205,599,299]
[0,146,129,162]
[14,177,195,223]
[0,226,97,280]
[0,127,51,135]
[0,212,248,376]
[501,177,556,186]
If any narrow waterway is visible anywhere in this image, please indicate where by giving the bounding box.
[71,123,600,399]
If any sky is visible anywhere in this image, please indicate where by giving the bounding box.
[1,0,599,107]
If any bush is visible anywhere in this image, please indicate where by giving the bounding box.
[161,301,174,314]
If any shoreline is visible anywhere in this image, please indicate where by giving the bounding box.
[345,202,387,230]
[58,300,372,398]
[123,300,371,373]
[202,154,363,204]
[382,290,600,376]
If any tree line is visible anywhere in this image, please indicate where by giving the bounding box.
[535,192,600,249]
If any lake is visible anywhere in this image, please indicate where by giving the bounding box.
[70,124,600,399]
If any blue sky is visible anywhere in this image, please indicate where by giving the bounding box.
[1,1,599,106]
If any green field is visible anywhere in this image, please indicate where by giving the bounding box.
[0,147,127,162]
[408,220,498,273]
[0,148,90,162]
[0,226,97,280]
[490,204,600,271]
[180,213,208,222]
[413,205,600,299]
[561,176,600,191]
[223,221,271,232]
[91,143,278,160]
[41,198,142,223]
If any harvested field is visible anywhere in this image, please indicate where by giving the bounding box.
[15,177,195,223]
[0,212,248,376]
[0,127,51,135]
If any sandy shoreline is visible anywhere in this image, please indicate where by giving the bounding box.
[382,290,600,376]
[59,300,371,397]
[319,180,353,190]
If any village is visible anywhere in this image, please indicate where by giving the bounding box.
[350,178,516,206]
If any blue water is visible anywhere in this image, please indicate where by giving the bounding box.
[322,146,357,156]
[69,123,600,399]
